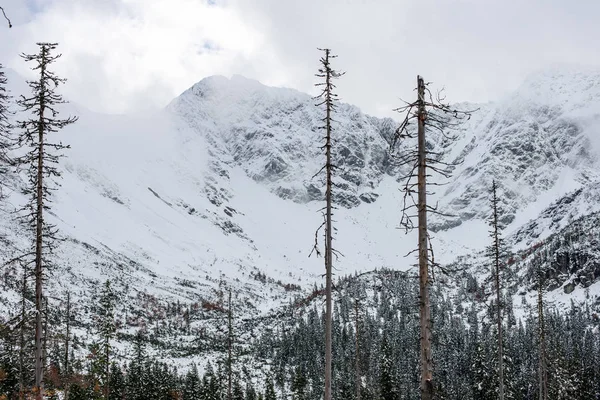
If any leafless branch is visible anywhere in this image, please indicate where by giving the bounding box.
[0,6,11,28]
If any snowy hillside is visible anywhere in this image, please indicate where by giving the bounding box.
[433,67,600,232]
[2,67,600,361]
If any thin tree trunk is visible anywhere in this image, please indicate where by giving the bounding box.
[34,46,47,400]
[538,262,548,400]
[417,75,433,400]
[491,181,505,400]
[42,297,48,387]
[65,291,70,400]
[105,335,110,400]
[354,299,360,400]
[324,48,334,400]
[19,268,26,400]
[228,290,232,400]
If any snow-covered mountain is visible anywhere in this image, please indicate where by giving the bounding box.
[2,66,600,358]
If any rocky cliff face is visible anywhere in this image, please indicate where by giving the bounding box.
[167,75,399,209]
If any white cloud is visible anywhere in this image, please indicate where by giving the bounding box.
[1,0,600,117]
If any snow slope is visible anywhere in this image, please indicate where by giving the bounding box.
[1,66,600,360]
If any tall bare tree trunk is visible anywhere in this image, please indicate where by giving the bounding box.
[491,181,505,400]
[538,263,548,400]
[323,48,334,400]
[19,268,26,400]
[105,337,110,400]
[65,291,71,400]
[354,299,360,400]
[17,43,77,399]
[34,47,47,400]
[42,297,48,388]
[228,290,233,400]
[417,75,433,400]
[313,48,342,400]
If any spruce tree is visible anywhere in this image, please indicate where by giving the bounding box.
[488,180,505,399]
[126,331,147,400]
[245,382,257,400]
[97,280,116,399]
[379,334,398,400]
[291,366,307,400]
[15,42,77,400]
[263,377,276,400]
[108,363,125,400]
[182,363,201,400]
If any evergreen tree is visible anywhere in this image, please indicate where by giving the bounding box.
[0,340,19,400]
[488,180,506,400]
[378,334,398,400]
[263,377,277,400]
[97,280,116,399]
[125,331,147,400]
[232,377,244,400]
[108,362,125,400]
[182,363,201,400]
[245,381,257,400]
[68,379,94,400]
[291,366,307,400]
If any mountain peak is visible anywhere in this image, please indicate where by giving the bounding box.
[512,65,600,107]
[187,74,266,95]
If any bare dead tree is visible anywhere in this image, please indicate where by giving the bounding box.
[19,267,27,400]
[15,42,77,400]
[42,296,48,387]
[391,75,475,400]
[309,48,344,400]
[0,6,11,28]
[0,63,14,198]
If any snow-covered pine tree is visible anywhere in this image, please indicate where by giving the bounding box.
[488,180,505,400]
[96,280,116,399]
[471,340,495,400]
[182,363,201,400]
[291,365,307,400]
[245,381,257,400]
[537,256,548,400]
[108,362,125,400]
[0,324,19,399]
[126,330,148,400]
[202,361,221,400]
[263,377,276,400]
[14,42,77,400]
[379,333,398,400]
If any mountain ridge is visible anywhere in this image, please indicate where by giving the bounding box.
[1,67,600,365]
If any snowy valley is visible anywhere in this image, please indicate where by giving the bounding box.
[2,66,600,399]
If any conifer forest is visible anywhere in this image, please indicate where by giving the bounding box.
[2,3,600,400]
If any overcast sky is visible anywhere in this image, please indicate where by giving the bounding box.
[1,0,600,118]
